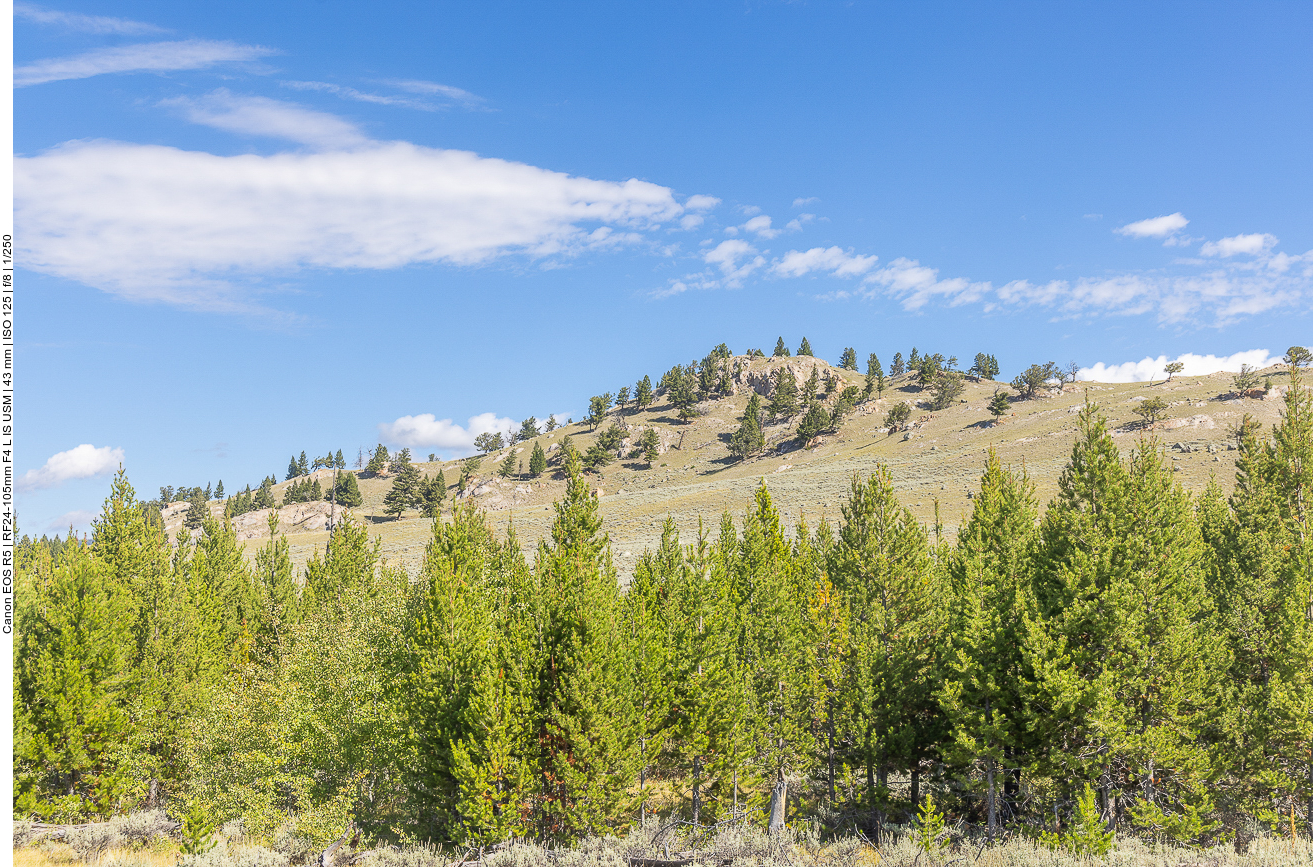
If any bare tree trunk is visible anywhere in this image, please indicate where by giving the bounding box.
[692,756,702,826]
[910,767,920,814]
[768,773,788,836]
[319,822,355,867]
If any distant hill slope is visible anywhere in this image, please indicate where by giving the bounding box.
[233,356,1297,579]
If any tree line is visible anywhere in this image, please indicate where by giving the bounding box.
[14,359,1312,852]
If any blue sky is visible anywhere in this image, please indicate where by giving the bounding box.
[15,0,1313,534]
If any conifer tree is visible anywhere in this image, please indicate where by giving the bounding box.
[546,414,558,432]
[529,442,548,477]
[828,468,945,821]
[729,393,766,459]
[286,456,300,480]
[327,470,363,507]
[804,366,821,406]
[796,402,832,445]
[773,337,790,357]
[335,449,345,469]
[366,444,390,476]
[909,347,920,367]
[587,393,614,430]
[185,492,209,530]
[253,516,299,657]
[383,462,422,519]
[988,390,1011,421]
[298,451,310,476]
[639,428,660,466]
[768,368,799,419]
[839,347,858,370]
[939,451,1039,836]
[634,375,654,411]
[520,417,540,440]
[214,480,224,500]
[390,447,414,473]
[865,353,885,398]
[499,450,517,479]
[798,337,813,357]
[616,387,630,410]
[419,471,447,517]
[891,352,905,376]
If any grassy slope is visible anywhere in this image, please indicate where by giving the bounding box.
[240,357,1295,581]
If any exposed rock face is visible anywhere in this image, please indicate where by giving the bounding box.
[455,477,537,510]
[231,502,351,541]
[732,355,835,397]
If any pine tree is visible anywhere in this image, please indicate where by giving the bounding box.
[499,450,517,479]
[639,428,660,466]
[327,470,363,507]
[214,480,224,500]
[529,442,548,477]
[865,353,885,398]
[383,462,422,519]
[729,393,766,459]
[840,347,858,370]
[939,450,1039,837]
[204,482,212,500]
[298,451,310,476]
[796,402,832,445]
[546,414,558,432]
[519,417,540,440]
[909,347,920,367]
[798,337,814,357]
[773,337,790,357]
[892,352,905,376]
[286,456,300,480]
[366,444,390,476]
[616,387,630,410]
[768,368,799,419]
[185,492,209,530]
[335,449,345,469]
[634,375,654,411]
[587,393,614,430]
[988,390,1011,421]
[419,471,447,517]
[389,447,414,474]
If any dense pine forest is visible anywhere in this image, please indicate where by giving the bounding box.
[13,357,1313,859]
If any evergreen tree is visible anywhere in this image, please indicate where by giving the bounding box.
[529,442,548,477]
[334,449,345,469]
[1011,362,1060,399]
[383,462,422,519]
[326,471,363,507]
[840,347,858,370]
[804,366,821,406]
[286,456,300,480]
[214,480,224,500]
[587,393,614,430]
[519,417,540,440]
[798,337,814,357]
[298,451,310,476]
[796,402,832,445]
[729,393,766,459]
[420,471,447,517]
[970,353,1000,380]
[768,368,799,419]
[616,387,630,410]
[639,428,660,466]
[892,352,905,376]
[474,432,504,454]
[634,375,654,411]
[185,493,208,530]
[909,347,920,367]
[366,444,390,476]
[773,337,790,357]
[939,451,1039,836]
[390,446,414,474]
[988,389,1011,421]
[546,414,559,432]
[865,353,885,398]
[667,369,698,422]
[499,450,517,479]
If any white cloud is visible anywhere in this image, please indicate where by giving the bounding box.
[19,444,123,491]
[784,213,815,232]
[15,3,166,34]
[704,240,765,287]
[161,90,370,149]
[381,79,485,107]
[379,412,517,452]
[1083,213,1103,220]
[14,39,276,87]
[793,197,819,207]
[1077,349,1278,383]
[16,139,685,309]
[282,80,437,111]
[1201,233,1278,258]
[772,246,877,278]
[685,195,721,212]
[1114,212,1189,239]
[679,215,704,230]
[45,511,98,533]
[742,215,779,239]
[861,258,991,309]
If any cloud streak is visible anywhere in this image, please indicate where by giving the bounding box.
[161,90,370,149]
[1115,212,1189,239]
[15,39,276,87]
[14,3,166,34]
[20,444,123,491]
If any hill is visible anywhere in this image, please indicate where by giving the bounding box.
[187,354,1298,579]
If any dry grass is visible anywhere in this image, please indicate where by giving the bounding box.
[233,361,1295,583]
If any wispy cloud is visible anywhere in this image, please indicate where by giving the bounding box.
[704,240,765,287]
[1201,233,1277,258]
[45,510,98,533]
[379,412,516,452]
[16,137,689,310]
[772,246,877,278]
[792,197,819,207]
[282,80,439,111]
[14,2,166,35]
[19,444,123,491]
[1115,212,1189,239]
[14,39,275,87]
[379,79,485,108]
[161,89,370,149]
[1078,348,1279,383]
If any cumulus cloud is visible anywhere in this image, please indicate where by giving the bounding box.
[379,412,517,452]
[1078,349,1279,383]
[772,246,877,278]
[861,258,991,309]
[14,39,275,87]
[1201,233,1278,258]
[704,240,766,287]
[1115,212,1189,239]
[15,2,166,34]
[741,215,778,239]
[16,138,688,309]
[685,195,721,212]
[784,214,815,232]
[161,90,370,149]
[19,444,124,491]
